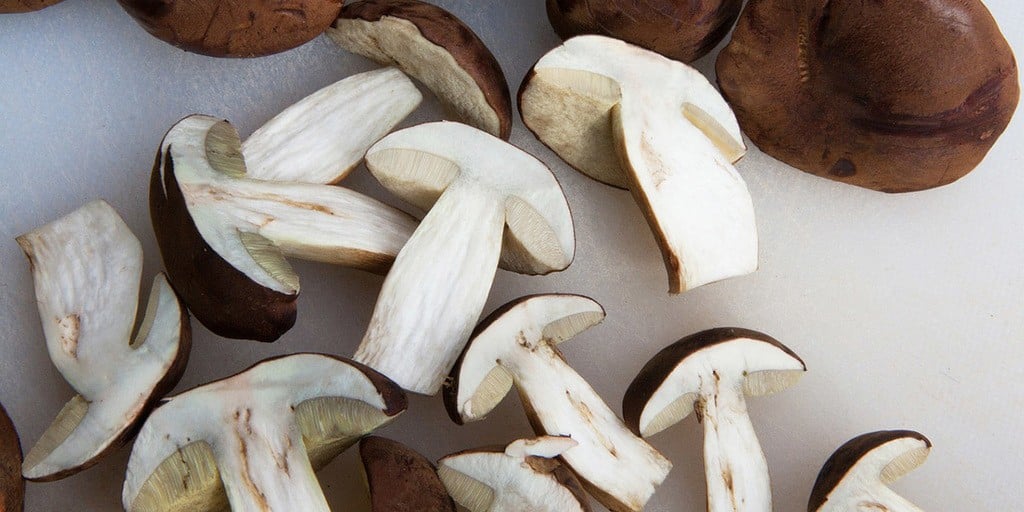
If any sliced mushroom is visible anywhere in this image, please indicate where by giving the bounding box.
[16,201,191,481]
[360,436,455,511]
[0,0,63,12]
[809,431,931,512]
[152,114,418,342]
[329,0,513,139]
[520,35,757,294]
[353,122,574,395]
[623,328,806,512]
[716,0,1019,192]
[1,403,23,512]
[438,436,591,512]
[445,295,670,512]
[123,354,407,512]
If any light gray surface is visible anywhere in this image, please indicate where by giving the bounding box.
[0,1,1021,510]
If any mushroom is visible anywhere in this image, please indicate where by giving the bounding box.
[623,328,807,512]
[328,0,513,139]
[546,0,743,63]
[1,403,23,512]
[353,122,574,395]
[808,431,931,512]
[122,353,407,512]
[519,35,757,294]
[16,201,191,481]
[117,0,343,57]
[445,294,671,512]
[0,0,63,12]
[437,436,592,512]
[716,0,1020,192]
[360,436,455,511]
[152,113,418,342]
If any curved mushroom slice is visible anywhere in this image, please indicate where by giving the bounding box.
[360,437,455,511]
[16,201,191,481]
[354,122,574,395]
[445,295,670,512]
[1,403,23,512]
[243,68,423,184]
[329,0,513,139]
[623,328,806,512]
[123,354,407,512]
[520,35,757,294]
[152,115,418,342]
[438,436,591,512]
[809,431,931,512]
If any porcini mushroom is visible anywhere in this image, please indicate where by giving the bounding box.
[437,436,592,512]
[808,431,931,512]
[445,294,671,512]
[360,436,455,511]
[623,328,806,512]
[716,0,1020,192]
[16,201,191,481]
[328,0,513,139]
[1,403,23,512]
[353,122,574,395]
[152,114,418,342]
[520,35,757,294]
[122,354,407,512]
[0,0,63,13]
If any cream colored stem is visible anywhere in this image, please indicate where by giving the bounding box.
[699,382,771,512]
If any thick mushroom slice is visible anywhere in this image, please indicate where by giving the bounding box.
[445,295,670,512]
[354,122,574,395]
[1,403,23,512]
[623,328,806,512]
[328,0,513,139]
[0,0,63,12]
[152,114,418,342]
[123,354,407,512]
[438,436,591,512]
[360,436,455,511]
[520,35,757,294]
[809,431,931,512]
[16,201,191,481]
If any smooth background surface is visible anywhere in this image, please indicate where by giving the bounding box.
[1,1,1021,510]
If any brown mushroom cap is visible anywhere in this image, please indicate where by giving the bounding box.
[717,0,1020,193]
[360,437,455,512]
[1,403,23,512]
[0,0,63,13]
[546,0,743,63]
[117,0,343,57]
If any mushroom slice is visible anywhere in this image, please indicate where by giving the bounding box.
[437,436,591,512]
[353,122,574,395]
[329,0,513,139]
[123,354,407,512]
[1,403,23,512]
[445,295,670,512]
[152,115,418,342]
[0,0,63,12]
[520,35,757,294]
[360,436,455,511]
[623,328,807,512]
[16,201,191,482]
[243,68,423,184]
[809,431,931,512]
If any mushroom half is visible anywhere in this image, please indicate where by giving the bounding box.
[360,436,455,512]
[623,328,806,512]
[520,35,757,294]
[123,354,407,512]
[1,403,23,512]
[445,294,671,512]
[17,201,191,482]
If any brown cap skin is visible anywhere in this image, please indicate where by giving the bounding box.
[717,0,1019,193]
[0,403,23,512]
[808,430,932,511]
[360,437,455,512]
[0,0,63,12]
[117,0,342,57]
[546,0,743,63]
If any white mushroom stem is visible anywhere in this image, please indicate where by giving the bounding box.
[850,486,924,512]
[697,380,770,512]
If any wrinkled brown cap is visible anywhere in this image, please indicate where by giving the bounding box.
[0,0,63,12]
[360,437,455,512]
[1,403,23,512]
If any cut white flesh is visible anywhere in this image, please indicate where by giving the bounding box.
[16,201,189,481]
[243,68,423,184]
[354,122,574,395]
[448,295,670,512]
[438,436,589,512]
[521,35,757,293]
[122,354,406,512]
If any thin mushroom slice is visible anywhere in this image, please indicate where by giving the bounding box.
[123,354,407,512]
[16,201,191,482]
[520,35,757,294]
[360,437,455,511]
[1,403,23,511]
[809,431,931,512]
[445,295,670,512]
